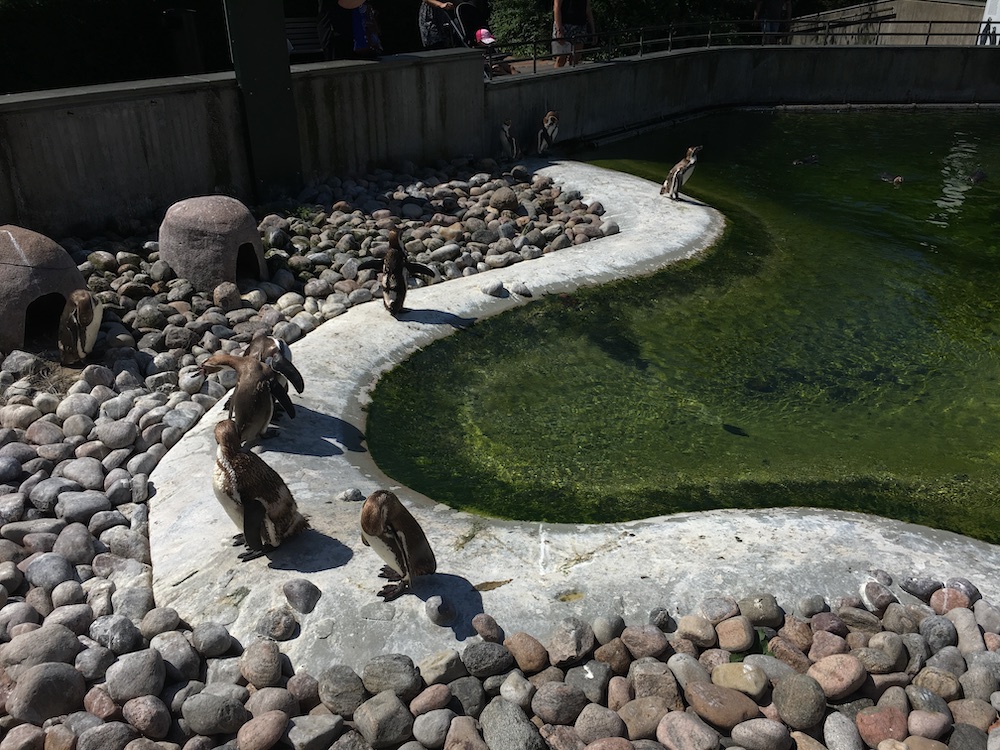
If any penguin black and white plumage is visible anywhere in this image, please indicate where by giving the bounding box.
[357,230,435,316]
[200,353,295,444]
[242,332,305,418]
[360,489,437,601]
[212,418,309,561]
[501,119,521,161]
[58,288,104,366]
[660,145,703,200]
[536,110,559,154]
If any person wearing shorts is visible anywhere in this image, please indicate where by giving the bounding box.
[552,0,594,67]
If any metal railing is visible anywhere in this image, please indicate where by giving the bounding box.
[490,17,993,76]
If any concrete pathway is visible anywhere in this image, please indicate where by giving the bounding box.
[148,161,1000,671]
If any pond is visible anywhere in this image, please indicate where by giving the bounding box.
[367,110,1000,542]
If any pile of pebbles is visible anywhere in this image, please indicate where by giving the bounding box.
[0,156,618,748]
[0,157,997,749]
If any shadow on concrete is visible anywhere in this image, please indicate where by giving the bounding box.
[410,572,485,641]
[260,404,367,457]
[266,528,353,574]
[396,308,478,329]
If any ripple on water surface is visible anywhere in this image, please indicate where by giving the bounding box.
[368,110,1000,542]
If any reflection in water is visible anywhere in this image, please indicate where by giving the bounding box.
[930,133,978,226]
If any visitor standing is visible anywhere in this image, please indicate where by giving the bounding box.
[319,0,382,59]
[419,0,457,49]
[552,0,595,67]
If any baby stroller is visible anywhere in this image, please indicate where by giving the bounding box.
[448,1,512,79]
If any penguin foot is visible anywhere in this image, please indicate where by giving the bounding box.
[238,545,274,562]
[379,565,403,581]
[232,534,245,547]
[378,582,408,601]
[261,427,279,440]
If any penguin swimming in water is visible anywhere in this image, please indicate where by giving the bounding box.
[536,110,559,154]
[878,172,903,187]
[357,230,435,316]
[200,353,296,444]
[360,489,437,601]
[661,145,703,200]
[501,119,522,161]
[58,288,104,366]
[212,418,309,561]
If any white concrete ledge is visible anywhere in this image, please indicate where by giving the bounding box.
[149,160,1000,669]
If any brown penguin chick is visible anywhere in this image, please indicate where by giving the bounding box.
[660,145,703,200]
[212,419,309,561]
[357,230,435,316]
[200,353,295,444]
[360,490,437,601]
[58,288,104,366]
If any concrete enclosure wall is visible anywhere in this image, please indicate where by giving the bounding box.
[1,45,998,238]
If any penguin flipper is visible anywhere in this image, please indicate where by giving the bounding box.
[405,261,436,279]
[357,257,384,272]
[269,380,296,419]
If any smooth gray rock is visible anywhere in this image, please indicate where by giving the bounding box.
[353,690,415,749]
[90,613,144,654]
[105,648,167,703]
[362,654,423,702]
[319,664,368,719]
[191,621,233,657]
[462,642,515,679]
[6,661,87,723]
[182,691,250,735]
[151,629,203,681]
[480,696,544,750]
[285,713,345,750]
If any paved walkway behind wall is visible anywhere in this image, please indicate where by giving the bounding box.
[148,161,1000,671]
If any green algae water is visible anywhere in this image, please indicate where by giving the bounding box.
[367,110,1000,542]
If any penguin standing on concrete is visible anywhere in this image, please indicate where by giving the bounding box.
[242,332,305,418]
[360,489,437,601]
[536,110,559,154]
[200,353,296,444]
[212,418,309,561]
[661,145,703,200]
[501,119,522,161]
[357,230,435,316]
[58,288,104,366]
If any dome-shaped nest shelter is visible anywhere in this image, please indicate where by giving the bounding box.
[157,195,268,293]
[0,225,88,355]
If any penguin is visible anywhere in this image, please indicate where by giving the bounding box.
[58,288,104,366]
[360,489,437,601]
[199,353,295,444]
[212,418,309,561]
[792,154,819,166]
[357,230,435,316]
[242,332,305,420]
[501,119,521,161]
[661,145,703,200]
[537,110,559,154]
[969,168,988,185]
[878,172,903,187]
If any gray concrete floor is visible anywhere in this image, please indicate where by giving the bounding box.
[148,160,1000,671]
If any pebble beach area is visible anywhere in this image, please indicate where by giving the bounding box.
[0,157,998,750]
